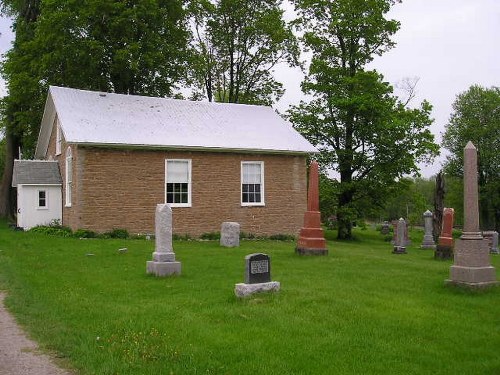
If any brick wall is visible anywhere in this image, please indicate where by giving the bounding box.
[45,121,309,237]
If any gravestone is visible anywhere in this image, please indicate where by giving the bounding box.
[392,218,407,254]
[483,231,499,254]
[146,204,181,276]
[446,142,498,288]
[435,207,454,260]
[421,210,436,249]
[296,161,328,255]
[234,253,280,297]
[391,219,411,246]
[492,232,499,255]
[220,222,240,247]
[381,221,390,235]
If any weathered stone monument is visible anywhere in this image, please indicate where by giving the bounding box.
[146,204,181,276]
[381,221,390,235]
[392,218,407,254]
[483,231,499,255]
[435,207,454,260]
[446,142,498,288]
[391,219,411,246]
[296,161,328,255]
[421,210,436,249]
[490,232,499,254]
[234,253,280,297]
[220,222,240,247]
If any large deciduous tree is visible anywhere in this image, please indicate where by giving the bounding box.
[0,0,190,218]
[189,0,300,105]
[442,85,500,231]
[289,0,438,239]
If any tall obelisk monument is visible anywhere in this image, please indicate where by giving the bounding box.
[446,142,498,288]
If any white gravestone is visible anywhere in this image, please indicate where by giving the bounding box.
[421,210,436,249]
[146,204,181,276]
[220,222,240,247]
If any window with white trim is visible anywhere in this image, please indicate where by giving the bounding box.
[37,190,47,209]
[65,147,72,207]
[165,159,191,207]
[56,122,62,155]
[241,161,264,206]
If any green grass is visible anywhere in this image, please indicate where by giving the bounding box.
[0,222,499,374]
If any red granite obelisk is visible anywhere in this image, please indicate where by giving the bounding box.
[296,161,328,255]
[446,142,498,288]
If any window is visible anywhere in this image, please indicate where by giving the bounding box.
[65,147,72,207]
[56,122,62,155]
[165,159,191,207]
[38,190,47,209]
[241,161,264,206]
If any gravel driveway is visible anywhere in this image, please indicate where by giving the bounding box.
[0,292,73,375]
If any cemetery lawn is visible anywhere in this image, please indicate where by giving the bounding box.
[0,223,499,375]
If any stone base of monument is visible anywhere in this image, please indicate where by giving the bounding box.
[234,281,280,298]
[434,245,453,260]
[445,237,498,288]
[445,268,499,289]
[392,246,406,254]
[146,261,181,277]
[295,246,328,255]
[296,212,328,256]
[421,236,436,249]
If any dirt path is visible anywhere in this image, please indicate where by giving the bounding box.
[0,292,73,375]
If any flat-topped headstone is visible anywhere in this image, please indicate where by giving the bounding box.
[146,204,181,277]
[220,222,240,247]
[421,210,436,249]
[392,218,407,254]
[435,207,454,260]
[245,253,271,284]
[446,142,498,288]
[235,253,280,297]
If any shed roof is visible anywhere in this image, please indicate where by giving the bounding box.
[12,160,62,187]
[35,86,317,157]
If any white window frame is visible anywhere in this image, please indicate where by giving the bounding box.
[37,189,48,210]
[165,159,192,208]
[65,147,72,207]
[241,161,265,206]
[55,122,62,156]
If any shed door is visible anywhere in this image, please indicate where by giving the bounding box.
[16,187,23,228]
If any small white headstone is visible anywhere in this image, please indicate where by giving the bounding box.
[220,222,240,247]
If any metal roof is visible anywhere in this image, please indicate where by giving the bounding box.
[35,86,317,157]
[12,160,62,187]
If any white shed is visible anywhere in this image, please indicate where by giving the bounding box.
[12,160,62,230]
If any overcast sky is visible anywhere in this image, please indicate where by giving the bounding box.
[1,0,499,177]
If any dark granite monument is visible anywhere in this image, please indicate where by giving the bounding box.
[235,253,280,297]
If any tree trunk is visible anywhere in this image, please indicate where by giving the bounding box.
[337,167,354,240]
[0,131,19,219]
[432,171,445,242]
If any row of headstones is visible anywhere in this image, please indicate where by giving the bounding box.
[380,211,499,256]
[146,206,278,297]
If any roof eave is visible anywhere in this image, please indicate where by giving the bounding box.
[72,141,319,155]
[34,88,56,159]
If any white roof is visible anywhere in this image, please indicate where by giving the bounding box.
[35,86,317,157]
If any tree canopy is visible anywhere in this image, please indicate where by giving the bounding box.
[289,0,438,239]
[188,0,300,105]
[0,0,190,217]
[442,85,500,231]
